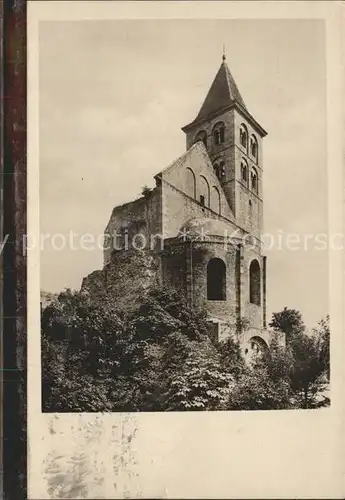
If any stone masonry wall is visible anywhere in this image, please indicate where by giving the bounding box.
[161,181,238,240]
[103,187,162,266]
[81,249,162,314]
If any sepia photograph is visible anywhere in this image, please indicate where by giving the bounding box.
[39,17,330,413]
[26,2,343,498]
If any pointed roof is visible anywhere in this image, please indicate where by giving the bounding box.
[182,55,267,137]
[196,55,247,121]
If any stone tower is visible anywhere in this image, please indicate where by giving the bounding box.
[182,54,267,240]
[181,54,268,334]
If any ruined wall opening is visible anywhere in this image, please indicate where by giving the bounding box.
[207,258,226,301]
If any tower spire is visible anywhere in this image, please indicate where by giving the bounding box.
[187,52,247,122]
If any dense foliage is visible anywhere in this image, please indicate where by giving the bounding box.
[42,290,330,412]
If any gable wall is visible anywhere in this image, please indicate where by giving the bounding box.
[161,143,236,238]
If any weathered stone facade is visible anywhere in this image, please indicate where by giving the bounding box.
[81,55,285,358]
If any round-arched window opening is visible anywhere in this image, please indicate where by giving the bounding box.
[186,167,196,199]
[240,124,248,149]
[249,259,261,305]
[250,134,258,161]
[207,258,226,301]
[241,159,248,184]
[251,167,258,194]
[213,122,225,145]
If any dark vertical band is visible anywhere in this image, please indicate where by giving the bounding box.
[263,255,267,329]
[0,1,3,496]
[185,240,193,306]
[235,243,242,328]
[2,1,27,499]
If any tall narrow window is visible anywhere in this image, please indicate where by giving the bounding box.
[250,135,258,161]
[241,159,248,184]
[213,122,225,145]
[207,258,226,301]
[186,167,196,199]
[240,124,248,149]
[249,259,261,305]
[251,167,258,194]
[199,175,210,207]
[211,186,221,214]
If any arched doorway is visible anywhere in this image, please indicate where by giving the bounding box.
[247,336,269,359]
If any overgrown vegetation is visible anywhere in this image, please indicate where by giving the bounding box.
[42,289,330,412]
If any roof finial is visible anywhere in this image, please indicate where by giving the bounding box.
[222,44,226,61]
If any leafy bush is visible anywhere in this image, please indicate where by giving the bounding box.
[42,291,330,412]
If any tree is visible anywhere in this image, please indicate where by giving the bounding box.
[227,366,292,410]
[41,288,127,411]
[260,332,295,383]
[42,286,240,412]
[217,334,246,380]
[312,315,330,381]
[269,307,305,344]
[123,287,233,411]
[42,287,330,412]
[260,320,330,409]
[288,331,328,408]
[163,339,233,411]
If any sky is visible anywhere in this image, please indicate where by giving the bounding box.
[39,19,327,328]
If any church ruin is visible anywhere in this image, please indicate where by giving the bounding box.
[82,54,285,359]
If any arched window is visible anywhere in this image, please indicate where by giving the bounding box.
[195,130,207,148]
[211,186,221,214]
[249,259,261,305]
[213,122,225,145]
[240,124,248,149]
[251,167,258,194]
[241,158,248,184]
[186,167,196,199]
[199,175,210,207]
[207,258,226,301]
[250,135,258,161]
